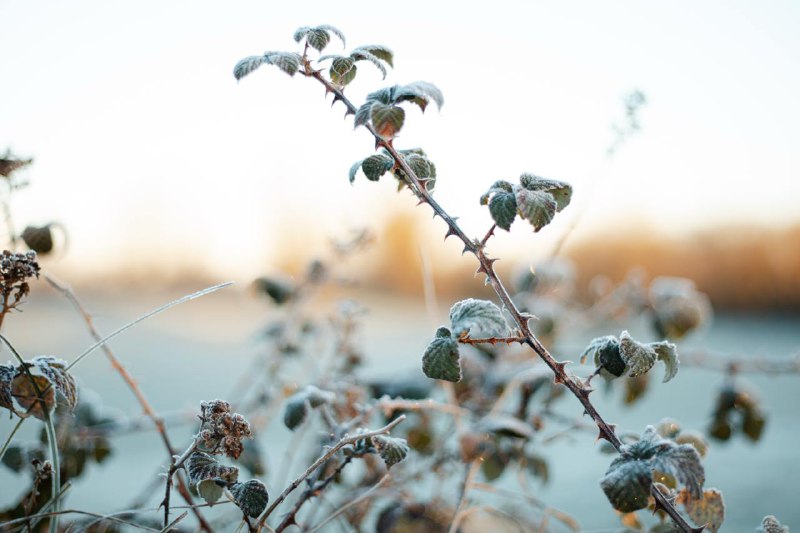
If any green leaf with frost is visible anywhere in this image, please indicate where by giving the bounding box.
[283,394,309,430]
[186,452,239,505]
[519,174,572,211]
[480,181,514,205]
[422,326,461,382]
[514,187,557,232]
[330,57,357,86]
[315,25,346,47]
[449,298,510,338]
[233,56,266,81]
[580,335,626,377]
[230,479,269,518]
[265,51,301,76]
[393,81,444,112]
[370,103,405,139]
[488,191,517,231]
[372,435,409,469]
[348,160,362,184]
[361,154,393,181]
[620,331,679,383]
[354,102,373,129]
[306,28,330,51]
[600,426,704,513]
[352,45,393,67]
[350,48,388,78]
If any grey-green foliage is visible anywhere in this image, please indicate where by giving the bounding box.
[230,479,269,518]
[283,385,335,430]
[186,451,239,505]
[600,426,704,513]
[580,330,679,383]
[421,326,461,382]
[354,82,444,139]
[371,435,409,469]
[480,174,572,232]
[294,25,346,52]
[320,45,394,86]
[449,298,510,338]
[234,51,303,80]
[349,149,436,190]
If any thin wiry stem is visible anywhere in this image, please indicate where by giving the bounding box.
[306,473,391,533]
[0,415,25,463]
[301,70,697,532]
[255,415,406,531]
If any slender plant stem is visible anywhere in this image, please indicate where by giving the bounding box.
[448,459,481,533]
[301,70,696,532]
[0,415,25,463]
[306,473,391,533]
[256,415,406,531]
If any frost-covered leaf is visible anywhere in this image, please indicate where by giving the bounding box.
[186,452,239,505]
[488,191,517,231]
[619,331,679,383]
[283,394,309,430]
[306,28,330,51]
[422,327,461,382]
[759,516,789,533]
[350,47,388,78]
[21,225,54,254]
[652,340,679,382]
[348,160,362,184]
[10,357,76,419]
[519,174,572,212]
[330,56,357,86]
[316,25,346,47]
[0,363,13,411]
[352,45,393,67]
[480,180,514,205]
[393,81,444,112]
[233,56,266,81]
[361,154,393,181]
[649,277,712,340]
[372,435,409,469]
[370,103,405,139]
[601,426,705,513]
[677,488,725,532]
[675,431,708,458]
[449,298,511,338]
[31,356,77,410]
[302,385,335,407]
[354,102,373,128]
[230,479,269,517]
[600,458,653,512]
[264,51,301,76]
[477,415,534,440]
[515,187,557,232]
[293,26,311,43]
[580,335,626,377]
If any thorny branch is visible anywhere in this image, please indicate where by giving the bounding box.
[302,65,698,532]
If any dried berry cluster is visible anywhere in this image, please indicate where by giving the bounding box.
[197,399,252,459]
[1,250,40,306]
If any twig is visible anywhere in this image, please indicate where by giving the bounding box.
[448,459,482,533]
[162,434,202,527]
[256,415,406,530]
[458,334,527,346]
[1,509,161,532]
[160,511,188,532]
[306,474,391,533]
[303,70,696,532]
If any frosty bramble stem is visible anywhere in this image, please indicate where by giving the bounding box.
[303,68,697,532]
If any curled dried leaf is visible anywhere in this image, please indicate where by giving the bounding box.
[677,488,725,532]
[372,435,409,469]
[186,451,239,505]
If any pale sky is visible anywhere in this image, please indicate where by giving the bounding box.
[1,1,798,279]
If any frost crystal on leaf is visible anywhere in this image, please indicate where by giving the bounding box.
[230,479,269,518]
[372,435,409,469]
[422,327,461,382]
[449,299,511,338]
[600,426,705,513]
[186,451,239,505]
